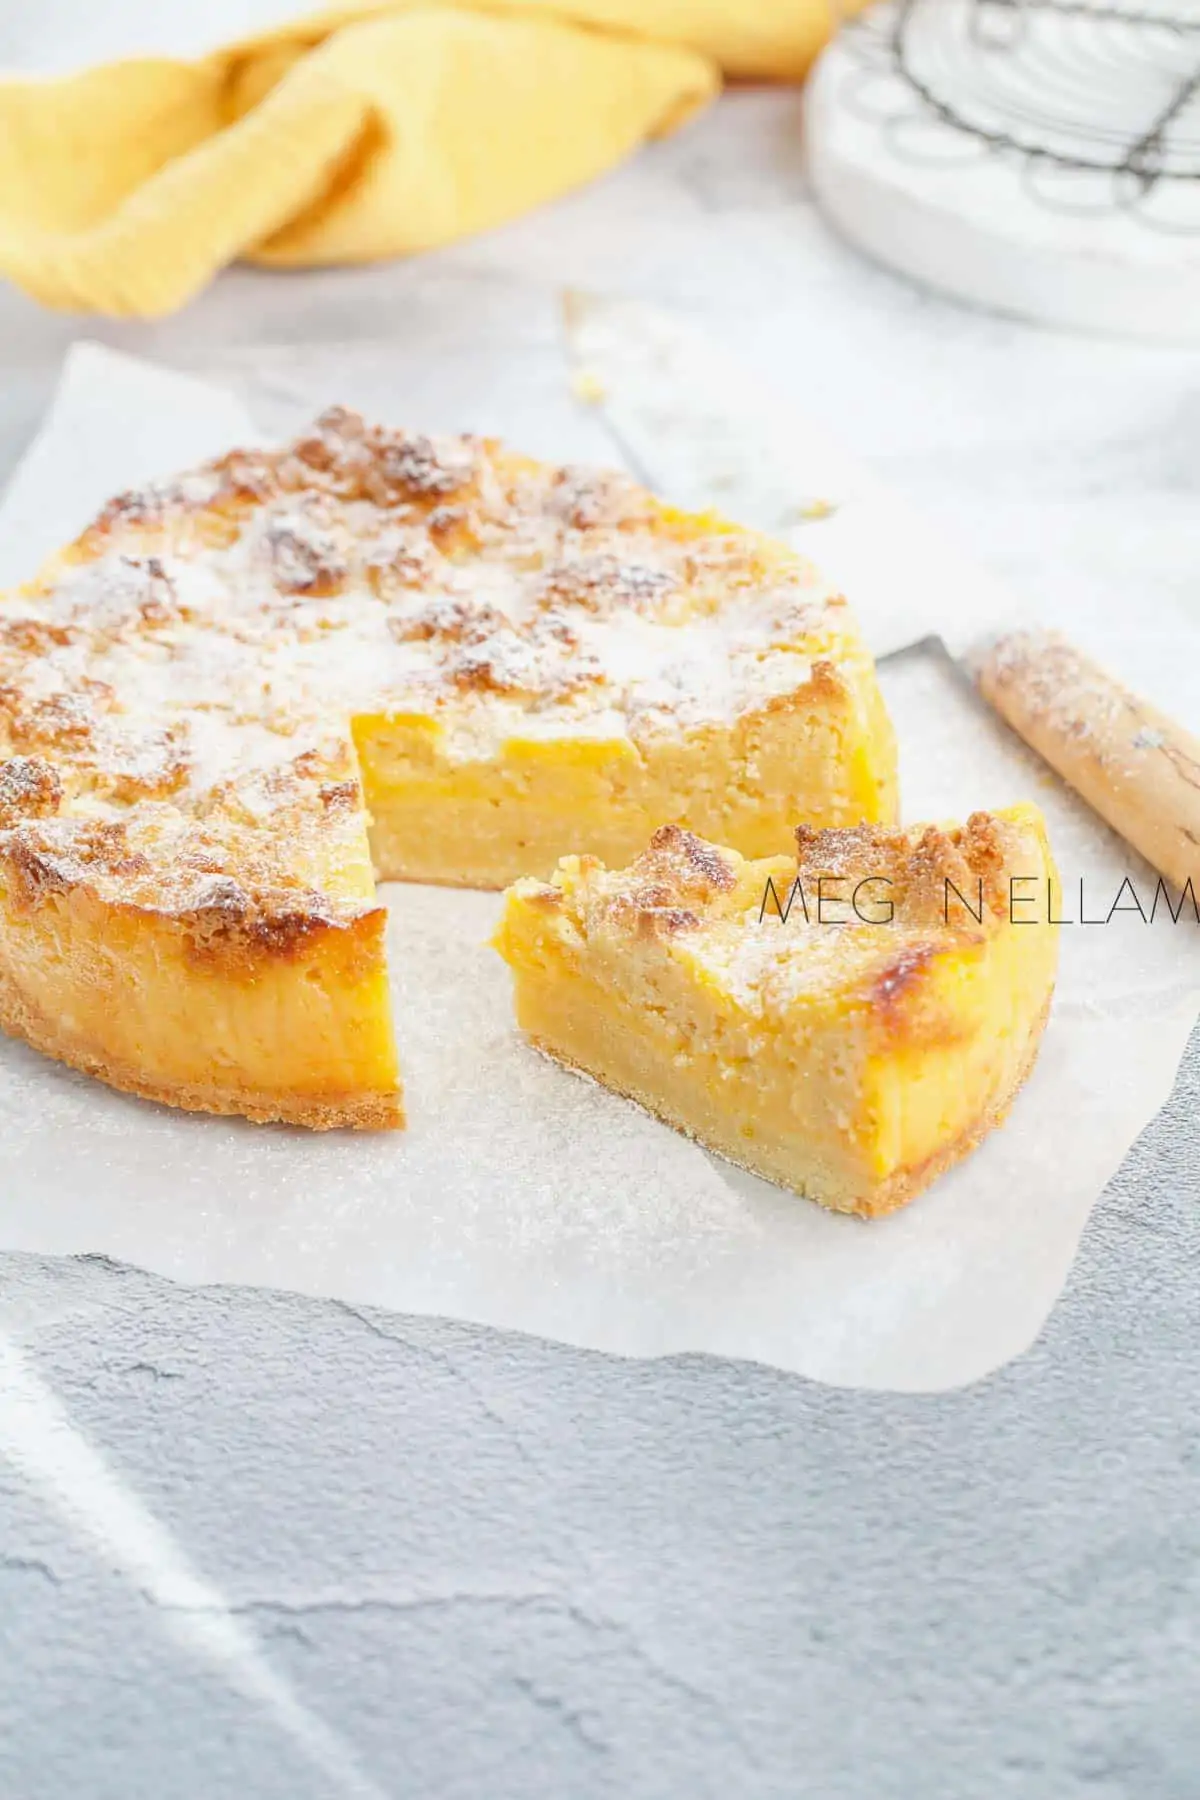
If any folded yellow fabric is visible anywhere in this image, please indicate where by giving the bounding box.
[0,2,847,319]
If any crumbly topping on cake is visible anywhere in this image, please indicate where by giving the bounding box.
[559,823,739,938]
[791,813,1017,927]
[0,755,63,829]
[0,410,861,939]
[530,812,1049,1020]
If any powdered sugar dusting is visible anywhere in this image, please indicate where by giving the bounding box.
[0,410,870,922]
[1,411,856,840]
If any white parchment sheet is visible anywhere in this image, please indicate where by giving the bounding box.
[0,341,1197,1391]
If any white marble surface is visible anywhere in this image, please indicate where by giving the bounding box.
[1,83,1199,1800]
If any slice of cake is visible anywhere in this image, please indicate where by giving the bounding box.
[0,409,896,1129]
[494,810,1059,1215]
[0,735,401,1129]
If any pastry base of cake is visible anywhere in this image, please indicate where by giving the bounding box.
[0,981,401,1129]
[523,990,1052,1219]
[0,885,402,1131]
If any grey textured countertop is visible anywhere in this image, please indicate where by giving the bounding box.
[0,88,1198,1800]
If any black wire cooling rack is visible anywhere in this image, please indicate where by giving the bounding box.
[840,0,1200,229]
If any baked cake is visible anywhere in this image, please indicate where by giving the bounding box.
[495,809,1059,1215]
[0,409,896,1127]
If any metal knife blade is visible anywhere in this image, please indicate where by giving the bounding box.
[561,292,1200,892]
[561,290,1026,664]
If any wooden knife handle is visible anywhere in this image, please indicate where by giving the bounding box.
[975,629,1200,895]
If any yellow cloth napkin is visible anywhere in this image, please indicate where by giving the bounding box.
[0,1,846,319]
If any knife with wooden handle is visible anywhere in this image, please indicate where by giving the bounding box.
[975,631,1200,894]
[562,292,1200,890]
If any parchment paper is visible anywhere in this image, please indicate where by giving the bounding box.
[0,341,1196,1391]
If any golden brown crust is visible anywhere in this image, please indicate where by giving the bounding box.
[0,816,383,976]
[554,812,1037,965]
[793,811,1020,932]
[0,756,64,828]
[584,824,740,938]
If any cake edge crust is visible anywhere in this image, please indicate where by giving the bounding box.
[0,973,405,1132]
[522,991,1053,1220]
